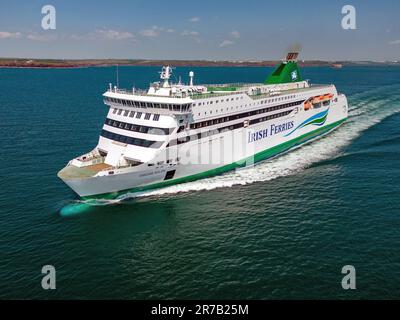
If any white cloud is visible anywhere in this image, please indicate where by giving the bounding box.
[70,29,135,41]
[219,39,235,47]
[96,29,134,40]
[166,29,175,33]
[231,30,240,39]
[189,17,200,22]
[27,33,58,41]
[218,31,240,47]
[389,39,400,45]
[140,26,163,38]
[70,34,85,40]
[181,30,199,36]
[0,31,22,39]
[140,29,158,37]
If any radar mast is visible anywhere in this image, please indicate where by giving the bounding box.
[159,66,173,88]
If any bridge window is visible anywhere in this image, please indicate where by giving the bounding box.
[101,129,163,149]
[105,117,172,135]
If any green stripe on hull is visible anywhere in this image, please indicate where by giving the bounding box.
[308,116,327,126]
[84,118,347,200]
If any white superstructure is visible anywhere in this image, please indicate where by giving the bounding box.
[58,54,348,198]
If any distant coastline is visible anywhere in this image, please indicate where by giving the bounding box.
[0,58,399,68]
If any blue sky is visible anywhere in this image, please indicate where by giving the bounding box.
[0,0,399,60]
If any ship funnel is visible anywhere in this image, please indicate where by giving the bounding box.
[264,51,302,85]
[189,71,194,86]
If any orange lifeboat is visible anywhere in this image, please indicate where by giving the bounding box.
[311,96,320,104]
[312,93,333,104]
[320,93,334,101]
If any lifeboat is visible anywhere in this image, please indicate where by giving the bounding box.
[304,99,312,110]
[311,93,334,104]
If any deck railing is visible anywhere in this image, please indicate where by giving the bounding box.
[106,81,321,102]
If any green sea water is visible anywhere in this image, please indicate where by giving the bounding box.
[0,66,400,299]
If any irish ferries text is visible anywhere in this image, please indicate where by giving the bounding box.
[248,121,294,143]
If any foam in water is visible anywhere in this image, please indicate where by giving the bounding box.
[62,85,400,211]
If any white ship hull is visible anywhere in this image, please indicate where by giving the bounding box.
[60,93,348,198]
[58,60,348,199]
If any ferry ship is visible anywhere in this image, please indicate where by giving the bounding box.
[58,52,348,198]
